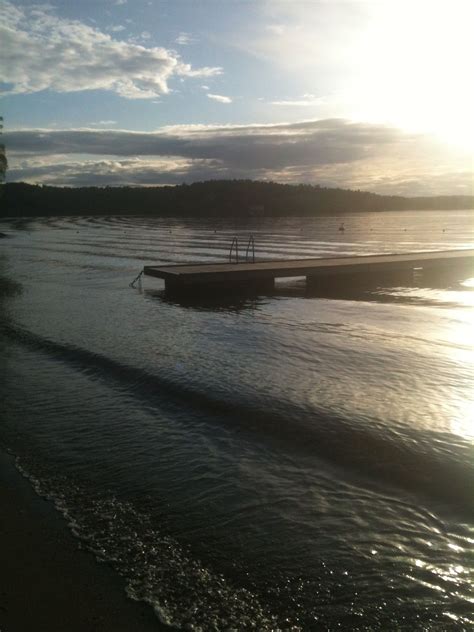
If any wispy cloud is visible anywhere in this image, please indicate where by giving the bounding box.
[107,24,125,33]
[207,94,232,104]
[175,32,195,45]
[271,94,325,107]
[178,66,222,79]
[89,120,118,127]
[5,119,472,194]
[0,1,221,99]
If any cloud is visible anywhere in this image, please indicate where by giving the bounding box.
[107,24,125,33]
[271,94,325,107]
[89,120,118,126]
[4,119,473,195]
[0,1,221,99]
[3,119,406,167]
[7,156,221,187]
[175,32,195,45]
[177,65,222,79]
[207,94,232,104]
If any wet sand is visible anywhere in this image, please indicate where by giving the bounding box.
[0,450,168,632]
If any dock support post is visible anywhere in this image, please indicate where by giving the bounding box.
[306,268,419,293]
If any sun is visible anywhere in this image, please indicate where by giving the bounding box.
[348,0,474,152]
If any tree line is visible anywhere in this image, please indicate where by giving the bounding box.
[1,180,473,218]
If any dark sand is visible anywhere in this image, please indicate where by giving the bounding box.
[0,450,168,632]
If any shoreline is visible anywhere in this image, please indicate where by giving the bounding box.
[1,206,474,221]
[0,449,168,632]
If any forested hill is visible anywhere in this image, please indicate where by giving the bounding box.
[2,180,473,218]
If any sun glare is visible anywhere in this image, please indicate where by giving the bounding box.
[350,1,474,151]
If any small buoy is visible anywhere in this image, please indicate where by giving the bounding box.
[338,222,345,232]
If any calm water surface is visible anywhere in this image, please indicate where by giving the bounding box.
[1,210,473,630]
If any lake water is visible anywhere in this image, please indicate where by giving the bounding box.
[1,210,473,630]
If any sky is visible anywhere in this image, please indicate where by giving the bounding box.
[1,0,473,195]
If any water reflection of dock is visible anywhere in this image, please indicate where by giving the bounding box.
[144,249,474,294]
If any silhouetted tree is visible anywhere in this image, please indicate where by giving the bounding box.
[0,117,7,200]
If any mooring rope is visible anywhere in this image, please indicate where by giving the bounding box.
[129,269,144,288]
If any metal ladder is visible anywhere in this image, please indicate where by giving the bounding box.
[228,235,255,263]
[229,236,239,263]
[245,235,255,263]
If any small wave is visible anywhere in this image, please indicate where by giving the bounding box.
[2,323,473,514]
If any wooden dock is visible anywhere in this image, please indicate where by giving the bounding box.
[143,249,474,294]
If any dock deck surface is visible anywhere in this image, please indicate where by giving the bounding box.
[144,249,474,288]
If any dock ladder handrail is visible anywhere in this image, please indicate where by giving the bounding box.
[229,236,239,263]
[245,235,255,263]
[229,235,255,263]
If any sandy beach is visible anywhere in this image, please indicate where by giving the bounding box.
[0,450,167,632]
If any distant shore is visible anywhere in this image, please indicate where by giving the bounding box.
[0,449,168,632]
[2,180,473,218]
